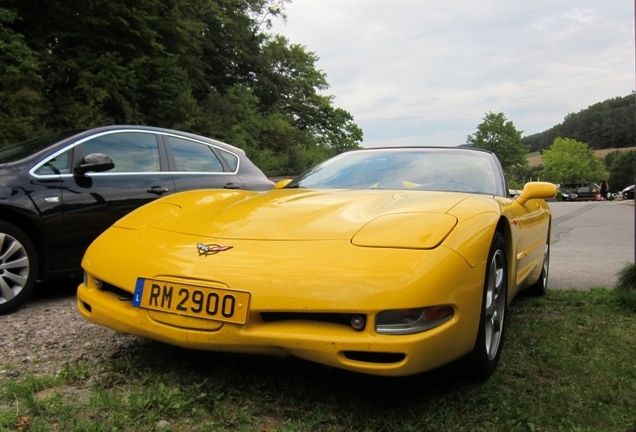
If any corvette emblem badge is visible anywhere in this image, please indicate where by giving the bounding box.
[197,243,233,256]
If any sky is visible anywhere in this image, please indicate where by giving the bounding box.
[271,1,634,148]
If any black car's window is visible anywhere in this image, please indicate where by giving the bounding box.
[218,148,239,171]
[80,132,160,173]
[34,148,73,175]
[167,136,224,173]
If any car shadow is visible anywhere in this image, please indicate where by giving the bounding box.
[29,279,80,302]
[104,337,477,411]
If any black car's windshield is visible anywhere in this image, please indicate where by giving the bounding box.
[0,130,85,164]
[286,148,503,195]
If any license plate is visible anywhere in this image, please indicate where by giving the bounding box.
[132,278,250,324]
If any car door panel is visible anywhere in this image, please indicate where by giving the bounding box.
[60,172,175,269]
[512,200,550,288]
[0,175,68,272]
[58,131,175,270]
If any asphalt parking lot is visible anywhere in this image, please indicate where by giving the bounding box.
[548,199,635,290]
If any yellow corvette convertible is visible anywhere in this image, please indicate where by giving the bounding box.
[77,147,556,378]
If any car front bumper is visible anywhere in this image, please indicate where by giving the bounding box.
[77,252,485,377]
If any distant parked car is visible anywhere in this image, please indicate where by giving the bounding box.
[621,184,635,200]
[0,125,274,314]
[557,183,600,201]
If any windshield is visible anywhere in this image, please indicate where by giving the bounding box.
[0,129,85,164]
[286,148,502,195]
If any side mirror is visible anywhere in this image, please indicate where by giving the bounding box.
[74,153,115,175]
[275,179,292,189]
[516,182,557,206]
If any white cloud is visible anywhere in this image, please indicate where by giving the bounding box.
[272,0,634,147]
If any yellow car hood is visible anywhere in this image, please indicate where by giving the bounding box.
[121,189,468,248]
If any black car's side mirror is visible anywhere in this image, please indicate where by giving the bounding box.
[74,153,115,175]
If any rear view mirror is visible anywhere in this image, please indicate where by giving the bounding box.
[516,182,557,205]
[75,153,115,175]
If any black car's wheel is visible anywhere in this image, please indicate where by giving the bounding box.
[465,232,507,379]
[525,241,550,296]
[0,221,38,314]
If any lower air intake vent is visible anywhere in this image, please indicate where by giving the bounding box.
[261,312,365,329]
[343,351,406,364]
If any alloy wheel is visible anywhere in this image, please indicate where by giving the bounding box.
[484,249,506,360]
[0,232,30,305]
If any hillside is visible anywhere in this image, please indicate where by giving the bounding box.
[526,147,635,167]
[521,94,635,153]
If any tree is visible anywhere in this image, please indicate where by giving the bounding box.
[521,94,636,152]
[507,163,543,190]
[0,0,363,174]
[467,112,526,173]
[606,149,634,192]
[0,8,49,143]
[541,137,608,185]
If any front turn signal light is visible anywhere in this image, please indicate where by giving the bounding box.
[375,305,454,335]
[83,272,102,289]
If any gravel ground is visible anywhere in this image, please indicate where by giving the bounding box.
[0,281,139,380]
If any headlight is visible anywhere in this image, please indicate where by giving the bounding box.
[375,306,454,335]
[352,213,457,249]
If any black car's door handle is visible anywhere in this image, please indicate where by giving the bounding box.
[147,186,170,195]
[223,183,241,189]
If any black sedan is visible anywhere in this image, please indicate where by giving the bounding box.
[0,125,274,314]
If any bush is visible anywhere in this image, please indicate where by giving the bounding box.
[613,262,636,311]
[616,262,636,290]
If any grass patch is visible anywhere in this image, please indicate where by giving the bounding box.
[1,289,635,432]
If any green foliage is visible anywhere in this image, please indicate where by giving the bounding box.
[613,287,636,312]
[466,112,527,173]
[521,132,544,153]
[613,262,636,311]
[605,149,634,192]
[0,8,49,143]
[0,0,362,175]
[541,137,608,184]
[255,35,362,160]
[506,163,543,189]
[522,94,636,152]
[616,262,636,291]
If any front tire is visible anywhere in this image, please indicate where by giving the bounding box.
[465,232,507,379]
[0,221,39,314]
